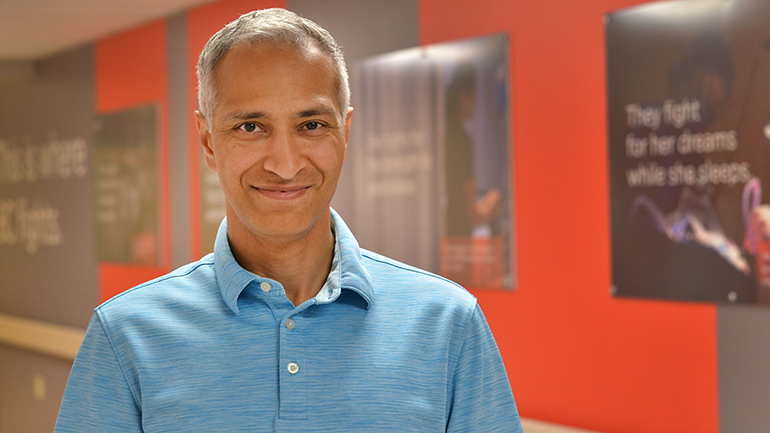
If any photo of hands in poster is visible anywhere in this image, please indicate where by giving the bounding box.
[608,0,770,304]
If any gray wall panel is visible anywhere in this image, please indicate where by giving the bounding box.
[167,12,193,268]
[0,43,96,433]
[718,305,770,432]
[0,45,97,328]
[0,345,72,433]
[287,0,418,63]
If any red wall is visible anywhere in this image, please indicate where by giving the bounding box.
[95,21,172,302]
[420,1,718,432]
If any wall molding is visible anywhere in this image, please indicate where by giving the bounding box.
[0,313,84,361]
[521,418,603,433]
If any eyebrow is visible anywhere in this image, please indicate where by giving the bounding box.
[222,106,337,123]
[298,106,337,118]
[223,111,266,123]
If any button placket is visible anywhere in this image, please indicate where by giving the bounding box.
[278,311,306,419]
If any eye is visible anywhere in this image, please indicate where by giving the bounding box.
[301,121,329,135]
[238,122,260,133]
[304,121,321,131]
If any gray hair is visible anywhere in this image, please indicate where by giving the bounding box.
[196,8,349,120]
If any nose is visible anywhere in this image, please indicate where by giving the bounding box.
[262,132,306,179]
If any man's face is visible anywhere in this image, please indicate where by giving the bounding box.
[196,42,351,243]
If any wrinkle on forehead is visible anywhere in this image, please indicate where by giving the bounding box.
[210,40,340,116]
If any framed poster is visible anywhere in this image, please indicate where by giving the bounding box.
[607,0,770,304]
[349,34,515,290]
[92,104,161,266]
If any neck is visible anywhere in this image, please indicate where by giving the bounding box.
[228,211,335,306]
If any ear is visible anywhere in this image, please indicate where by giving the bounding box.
[195,110,217,172]
[344,106,354,144]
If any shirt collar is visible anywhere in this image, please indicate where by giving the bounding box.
[214,208,374,314]
[329,208,374,307]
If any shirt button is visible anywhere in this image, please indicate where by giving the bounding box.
[287,362,299,374]
[285,319,296,330]
[260,282,271,292]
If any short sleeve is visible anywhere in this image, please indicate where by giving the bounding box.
[446,303,523,432]
[54,313,142,432]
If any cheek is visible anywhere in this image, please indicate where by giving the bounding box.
[313,137,347,169]
[311,145,345,176]
[217,145,261,181]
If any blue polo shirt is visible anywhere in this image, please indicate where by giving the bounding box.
[55,210,522,432]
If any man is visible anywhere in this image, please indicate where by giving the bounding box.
[55,8,522,432]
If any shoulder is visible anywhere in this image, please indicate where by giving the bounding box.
[360,248,478,310]
[95,254,220,320]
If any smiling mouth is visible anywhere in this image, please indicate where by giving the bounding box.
[253,185,311,200]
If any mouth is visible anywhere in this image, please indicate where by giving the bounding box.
[253,184,311,200]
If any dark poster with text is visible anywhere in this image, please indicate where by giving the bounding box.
[607,0,770,304]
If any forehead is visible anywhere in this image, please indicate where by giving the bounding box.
[211,41,338,116]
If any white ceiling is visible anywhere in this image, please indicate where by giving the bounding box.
[0,0,214,61]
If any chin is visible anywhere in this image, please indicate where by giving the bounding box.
[251,208,328,239]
